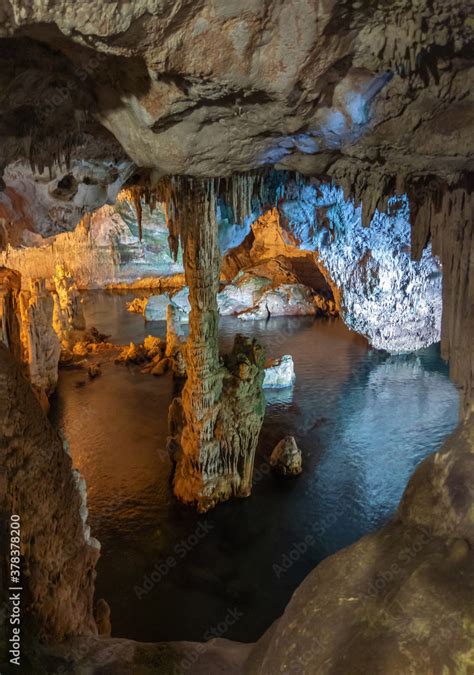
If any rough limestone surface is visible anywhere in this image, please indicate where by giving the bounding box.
[18,279,61,399]
[166,180,266,512]
[217,274,271,316]
[281,185,443,352]
[0,1,470,182]
[239,283,323,321]
[52,263,85,348]
[144,293,171,321]
[0,266,22,361]
[263,355,296,390]
[0,200,183,289]
[0,344,99,645]
[269,435,303,476]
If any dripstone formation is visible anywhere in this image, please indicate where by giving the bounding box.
[165,179,266,512]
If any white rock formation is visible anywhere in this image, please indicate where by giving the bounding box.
[217,273,271,316]
[169,287,190,313]
[263,355,296,389]
[144,294,170,321]
[281,185,443,352]
[239,283,321,320]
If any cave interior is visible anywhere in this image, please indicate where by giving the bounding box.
[0,2,473,673]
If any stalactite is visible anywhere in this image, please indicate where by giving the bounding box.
[409,177,473,411]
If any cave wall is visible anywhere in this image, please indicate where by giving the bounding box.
[0,343,99,644]
[279,182,444,353]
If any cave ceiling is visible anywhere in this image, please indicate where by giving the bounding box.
[0,0,471,185]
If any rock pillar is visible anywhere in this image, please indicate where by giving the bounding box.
[167,181,266,511]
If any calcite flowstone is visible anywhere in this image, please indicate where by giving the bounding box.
[19,279,61,401]
[263,355,296,389]
[269,435,303,476]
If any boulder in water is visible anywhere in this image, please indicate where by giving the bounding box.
[263,355,295,389]
[269,435,302,476]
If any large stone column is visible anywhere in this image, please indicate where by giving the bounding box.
[167,180,266,512]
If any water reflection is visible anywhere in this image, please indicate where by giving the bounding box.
[50,291,459,643]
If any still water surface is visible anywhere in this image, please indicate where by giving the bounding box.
[50,291,459,642]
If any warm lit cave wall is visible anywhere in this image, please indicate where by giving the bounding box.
[0,343,99,648]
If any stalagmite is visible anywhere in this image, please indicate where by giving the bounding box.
[165,179,266,512]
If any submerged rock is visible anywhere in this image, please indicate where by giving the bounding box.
[126,297,148,315]
[116,341,147,364]
[263,355,295,389]
[143,335,163,359]
[269,436,303,476]
[87,363,101,379]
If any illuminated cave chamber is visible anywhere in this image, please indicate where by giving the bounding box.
[0,0,472,671]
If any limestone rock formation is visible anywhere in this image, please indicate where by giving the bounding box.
[239,283,328,320]
[52,263,85,348]
[0,0,469,182]
[165,303,187,378]
[18,279,61,401]
[170,286,191,316]
[269,436,303,476]
[281,184,444,353]
[126,297,148,315]
[0,266,22,361]
[217,274,272,316]
[263,355,296,390]
[0,344,99,643]
[94,600,112,638]
[144,294,171,321]
[164,179,266,512]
